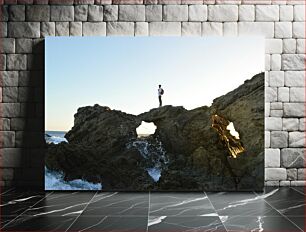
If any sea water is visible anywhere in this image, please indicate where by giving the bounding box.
[44,131,102,190]
[45,131,67,144]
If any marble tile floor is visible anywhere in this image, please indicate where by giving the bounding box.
[0,187,305,231]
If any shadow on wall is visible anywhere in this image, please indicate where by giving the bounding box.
[13,40,45,188]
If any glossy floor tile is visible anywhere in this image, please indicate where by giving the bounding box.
[69,216,148,232]
[255,188,305,217]
[149,192,215,216]
[221,216,303,232]
[1,190,47,217]
[148,216,227,232]
[207,190,282,216]
[287,216,305,230]
[2,215,76,231]
[82,192,149,216]
[291,187,305,195]
[24,191,96,217]
[0,187,304,232]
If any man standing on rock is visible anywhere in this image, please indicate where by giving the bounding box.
[158,85,164,107]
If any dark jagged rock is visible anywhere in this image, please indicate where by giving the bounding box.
[65,104,141,149]
[211,72,265,159]
[46,142,155,190]
[46,72,264,191]
[46,105,154,190]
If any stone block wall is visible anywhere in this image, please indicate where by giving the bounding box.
[0,0,305,188]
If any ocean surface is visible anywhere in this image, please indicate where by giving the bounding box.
[44,131,102,190]
[45,131,67,144]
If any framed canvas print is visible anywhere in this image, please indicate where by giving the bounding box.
[45,37,265,191]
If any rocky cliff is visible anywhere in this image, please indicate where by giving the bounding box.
[46,72,264,191]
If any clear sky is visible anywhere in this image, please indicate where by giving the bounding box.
[46,36,264,132]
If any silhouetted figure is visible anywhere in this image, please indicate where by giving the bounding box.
[158,85,164,107]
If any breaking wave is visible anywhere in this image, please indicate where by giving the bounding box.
[45,167,102,190]
[127,137,168,182]
[45,131,102,190]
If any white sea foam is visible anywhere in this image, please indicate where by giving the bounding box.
[45,131,68,144]
[46,136,67,144]
[127,138,168,182]
[147,168,161,182]
[45,167,102,190]
[45,131,102,190]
